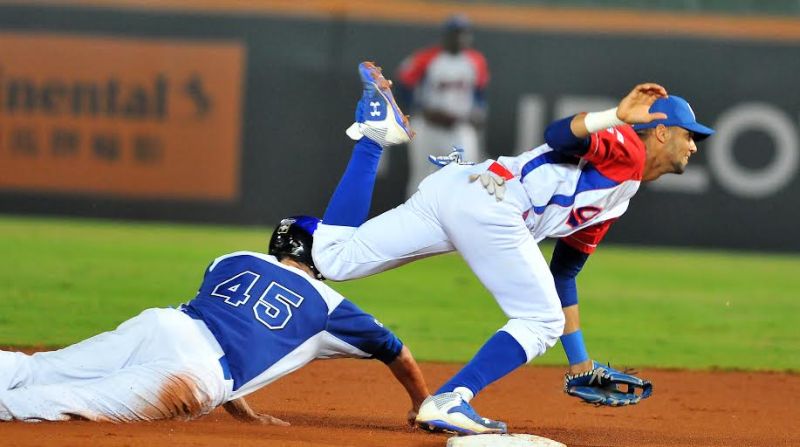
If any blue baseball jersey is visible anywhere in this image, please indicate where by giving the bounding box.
[181,251,402,400]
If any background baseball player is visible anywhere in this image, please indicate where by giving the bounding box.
[0,217,429,424]
[312,62,714,434]
[395,14,489,198]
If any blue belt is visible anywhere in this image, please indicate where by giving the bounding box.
[218,355,232,381]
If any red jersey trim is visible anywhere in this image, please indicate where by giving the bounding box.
[488,162,514,180]
[561,218,617,254]
[585,125,645,183]
[464,49,490,88]
[396,46,441,87]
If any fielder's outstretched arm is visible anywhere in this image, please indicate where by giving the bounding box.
[544,83,668,157]
[549,240,592,374]
[571,83,668,138]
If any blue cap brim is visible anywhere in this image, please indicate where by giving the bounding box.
[680,122,715,141]
[633,121,715,141]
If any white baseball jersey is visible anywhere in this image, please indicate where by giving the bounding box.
[397,46,489,120]
[312,126,646,362]
[397,46,490,198]
[497,124,645,253]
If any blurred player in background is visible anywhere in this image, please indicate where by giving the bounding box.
[313,62,714,435]
[0,217,429,425]
[396,14,489,198]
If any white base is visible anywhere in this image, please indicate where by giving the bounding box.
[447,433,567,447]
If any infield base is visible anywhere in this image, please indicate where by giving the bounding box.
[447,433,566,447]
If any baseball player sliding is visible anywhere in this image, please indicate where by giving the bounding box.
[0,217,429,424]
[312,62,715,435]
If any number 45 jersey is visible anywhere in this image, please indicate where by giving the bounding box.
[181,251,402,400]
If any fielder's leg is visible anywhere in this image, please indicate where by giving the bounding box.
[415,163,564,435]
[324,61,411,229]
[314,188,455,280]
[442,191,564,388]
[314,62,455,279]
[322,137,384,228]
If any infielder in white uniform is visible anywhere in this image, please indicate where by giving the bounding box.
[313,62,714,435]
[396,14,489,198]
[0,216,430,424]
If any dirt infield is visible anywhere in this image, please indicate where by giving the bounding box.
[3,360,798,447]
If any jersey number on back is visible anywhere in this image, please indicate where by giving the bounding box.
[211,272,304,330]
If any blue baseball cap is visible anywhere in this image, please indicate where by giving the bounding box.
[443,14,471,31]
[632,95,715,141]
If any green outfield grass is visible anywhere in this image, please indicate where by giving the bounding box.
[1,215,798,371]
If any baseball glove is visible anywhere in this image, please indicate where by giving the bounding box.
[564,361,653,406]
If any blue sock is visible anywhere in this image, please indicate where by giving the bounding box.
[322,138,383,227]
[436,331,528,398]
[560,329,590,365]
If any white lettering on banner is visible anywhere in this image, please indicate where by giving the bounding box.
[514,95,800,199]
[707,103,799,198]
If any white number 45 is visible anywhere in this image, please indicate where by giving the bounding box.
[211,273,304,330]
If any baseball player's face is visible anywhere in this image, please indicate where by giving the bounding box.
[443,29,472,53]
[664,126,698,174]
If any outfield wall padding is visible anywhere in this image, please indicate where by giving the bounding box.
[0,4,798,251]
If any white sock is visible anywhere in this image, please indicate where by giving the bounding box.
[453,386,475,402]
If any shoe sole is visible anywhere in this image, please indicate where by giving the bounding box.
[417,419,507,436]
[358,61,413,137]
[418,420,478,436]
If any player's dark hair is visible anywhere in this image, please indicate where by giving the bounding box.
[635,127,655,141]
[268,216,324,280]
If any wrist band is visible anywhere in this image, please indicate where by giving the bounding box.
[584,108,625,134]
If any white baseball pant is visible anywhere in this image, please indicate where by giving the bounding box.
[313,160,565,361]
[0,308,231,422]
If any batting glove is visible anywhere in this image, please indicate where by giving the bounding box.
[469,171,506,202]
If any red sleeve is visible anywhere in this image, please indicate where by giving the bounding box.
[583,125,645,182]
[396,46,441,88]
[561,219,616,254]
[464,49,490,89]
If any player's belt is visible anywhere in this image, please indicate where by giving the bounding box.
[488,161,515,180]
[218,355,232,381]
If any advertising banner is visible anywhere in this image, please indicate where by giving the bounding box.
[0,33,245,200]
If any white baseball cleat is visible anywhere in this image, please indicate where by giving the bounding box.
[345,61,413,147]
[415,392,508,436]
